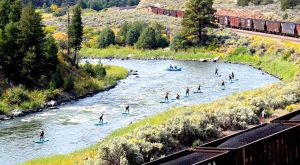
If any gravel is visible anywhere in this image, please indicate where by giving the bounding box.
[218,124,290,148]
[289,114,300,121]
[160,152,212,165]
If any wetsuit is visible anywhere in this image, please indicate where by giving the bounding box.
[215,68,218,76]
[125,105,129,113]
[165,92,169,101]
[170,65,173,69]
[197,85,201,92]
[40,130,44,141]
[232,72,235,80]
[186,88,190,96]
[229,75,232,82]
[176,94,180,100]
[221,81,225,87]
[99,114,103,124]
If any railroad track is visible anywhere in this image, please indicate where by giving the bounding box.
[230,28,300,43]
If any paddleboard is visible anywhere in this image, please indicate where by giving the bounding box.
[160,100,169,103]
[122,112,130,115]
[234,78,239,81]
[215,75,222,77]
[193,91,203,94]
[228,81,234,83]
[95,122,108,126]
[34,139,49,143]
[221,86,225,90]
[184,96,189,98]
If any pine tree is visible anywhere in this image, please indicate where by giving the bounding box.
[0,0,10,30]
[182,0,216,45]
[9,0,22,22]
[135,27,157,49]
[125,27,139,46]
[68,5,83,65]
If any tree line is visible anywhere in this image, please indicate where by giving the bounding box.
[23,0,140,11]
[96,22,168,49]
[0,0,58,88]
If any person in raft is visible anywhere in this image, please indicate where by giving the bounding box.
[165,92,170,102]
[215,68,219,76]
[40,129,45,141]
[186,87,190,96]
[221,80,225,88]
[231,72,235,80]
[176,93,180,100]
[169,64,173,69]
[99,113,104,124]
[125,105,130,113]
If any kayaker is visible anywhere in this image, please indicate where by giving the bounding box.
[186,87,190,96]
[125,105,129,113]
[176,93,180,100]
[40,129,45,141]
[231,72,235,80]
[165,92,170,102]
[215,68,218,76]
[221,80,225,88]
[197,85,201,92]
[99,113,104,124]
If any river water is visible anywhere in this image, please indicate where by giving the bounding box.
[0,60,278,165]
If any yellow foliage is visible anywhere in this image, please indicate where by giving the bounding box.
[53,32,67,41]
[50,4,59,12]
[44,26,57,34]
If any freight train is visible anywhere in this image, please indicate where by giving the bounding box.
[145,109,300,165]
[148,6,300,38]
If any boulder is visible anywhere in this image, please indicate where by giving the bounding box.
[213,56,220,62]
[10,110,25,117]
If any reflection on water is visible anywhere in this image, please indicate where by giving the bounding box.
[0,60,278,164]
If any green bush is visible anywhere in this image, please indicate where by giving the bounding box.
[50,66,64,89]
[64,76,75,92]
[6,86,30,105]
[81,62,106,79]
[96,28,115,48]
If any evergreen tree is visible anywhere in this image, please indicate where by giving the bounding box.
[125,27,139,46]
[9,0,22,23]
[135,27,157,49]
[182,0,216,45]
[97,28,115,48]
[68,5,83,65]
[0,0,10,30]
[43,35,58,71]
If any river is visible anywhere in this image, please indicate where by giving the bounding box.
[0,60,278,164]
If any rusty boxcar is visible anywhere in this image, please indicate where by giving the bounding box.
[157,8,164,15]
[240,18,253,30]
[229,17,241,28]
[177,10,184,18]
[218,16,229,26]
[266,21,281,34]
[170,10,177,17]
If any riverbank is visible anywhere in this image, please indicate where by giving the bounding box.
[24,32,300,164]
[0,65,128,121]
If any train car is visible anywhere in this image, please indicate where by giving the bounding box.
[151,7,158,14]
[144,148,232,165]
[177,10,185,18]
[240,18,253,30]
[163,9,171,16]
[229,17,241,28]
[253,19,266,31]
[157,8,164,15]
[296,24,300,37]
[170,10,177,17]
[281,22,296,36]
[218,16,229,26]
[266,21,281,34]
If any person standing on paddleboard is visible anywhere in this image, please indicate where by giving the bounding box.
[40,129,45,141]
[221,80,225,88]
[99,113,104,124]
[165,92,169,102]
[232,72,235,80]
[186,87,190,96]
[176,93,180,100]
[215,68,218,76]
[125,105,129,113]
[229,74,232,82]
[197,85,201,92]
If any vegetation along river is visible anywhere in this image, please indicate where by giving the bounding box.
[0,59,279,164]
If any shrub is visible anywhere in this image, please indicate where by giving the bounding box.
[170,34,191,51]
[96,28,115,48]
[135,27,157,49]
[64,76,75,92]
[50,66,64,89]
[6,86,30,105]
